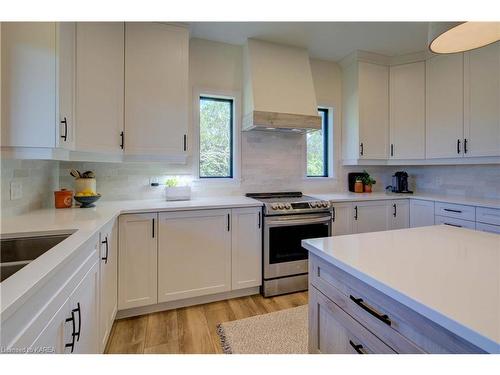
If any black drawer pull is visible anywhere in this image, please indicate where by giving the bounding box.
[60,117,68,141]
[349,340,366,354]
[443,208,462,213]
[73,303,81,341]
[101,236,109,264]
[444,222,462,228]
[350,295,391,326]
[360,142,364,156]
[457,139,461,154]
[354,206,358,221]
[65,310,76,353]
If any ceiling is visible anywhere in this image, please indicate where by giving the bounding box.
[189,22,430,61]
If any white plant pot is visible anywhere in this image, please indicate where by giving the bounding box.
[165,186,191,201]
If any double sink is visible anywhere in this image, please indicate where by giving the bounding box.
[0,233,73,282]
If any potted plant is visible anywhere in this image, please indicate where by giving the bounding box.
[165,177,191,201]
[361,170,376,193]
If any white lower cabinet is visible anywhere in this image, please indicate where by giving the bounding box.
[157,209,232,302]
[410,199,435,228]
[388,200,409,230]
[118,213,158,310]
[476,222,500,234]
[65,261,100,354]
[98,220,118,352]
[231,207,262,290]
[353,201,390,234]
[332,203,354,236]
[30,298,71,354]
[435,215,476,230]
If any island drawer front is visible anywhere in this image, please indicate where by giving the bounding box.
[476,207,500,226]
[435,215,476,230]
[435,202,475,221]
[309,254,486,354]
[309,286,396,354]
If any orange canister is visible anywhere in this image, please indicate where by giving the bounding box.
[54,189,73,208]
[354,179,364,193]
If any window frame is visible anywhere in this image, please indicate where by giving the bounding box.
[306,107,330,178]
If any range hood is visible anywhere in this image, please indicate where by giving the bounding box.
[242,39,321,132]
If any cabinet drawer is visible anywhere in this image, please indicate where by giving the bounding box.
[309,286,395,354]
[435,215,476,230]
[476,207,500,226]
[309,254,485,353]
[476,222,500,234]
[434,202,475,221]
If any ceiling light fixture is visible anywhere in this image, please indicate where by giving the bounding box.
[428,22,500,54]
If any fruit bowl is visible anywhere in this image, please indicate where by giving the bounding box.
[74,194,101,208]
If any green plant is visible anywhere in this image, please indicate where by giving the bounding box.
[165,177,179,188]
[361,170,376,186]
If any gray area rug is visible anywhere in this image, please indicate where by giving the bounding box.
[216,305,308,354]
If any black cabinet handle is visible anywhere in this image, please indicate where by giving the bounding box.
[120,131,124,150]
[60,117,68,141]
[457,139,461,154]
[464,138,468,154]
[101,236,109,264]
[73,303,81,342]
[444,222,462,228]
[349,340,366,354]
[258,212,261,229]
[390,144,394,157]
[443,208,462,213]
[227,214,230,231]
[393,204,397,217]
[354,206,358,221]
[183,134,187,151]
[152,218,155,238]
[359,142,364,156]
[350,295,391,326]
[65,310,76,353]
[332,207,336,222]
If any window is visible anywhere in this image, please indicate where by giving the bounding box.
[306,108,329,177]
[199,96,234,178]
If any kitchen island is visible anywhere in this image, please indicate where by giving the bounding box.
[302,225,500,354]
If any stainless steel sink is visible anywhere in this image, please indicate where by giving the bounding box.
[0,233,72,282]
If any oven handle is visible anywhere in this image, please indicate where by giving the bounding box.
[265,215,332,227]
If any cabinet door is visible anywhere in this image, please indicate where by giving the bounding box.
[124,23,189,156]
[75,22,124,153]
[410,199,435,228]
[389,62,425,159]
[308,286,395,354]
[118,213,158,310]
[158,209,231,302]
[353,201,389,234]
[476,222,500,234]
[231,207,262,290]
[31,298,70,354]
[426,54,464,158]
[65,261,99,354]
[56,22,76,150]
[464,42,500,157]
[389,200,409,230]
[332,202,353,236]
[358,62,389,159]
[98,220,118,352]
[1,22,56,148]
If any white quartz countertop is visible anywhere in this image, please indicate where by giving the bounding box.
[0,196,262,317]
[302,226,500,353]
[309,192,500,209]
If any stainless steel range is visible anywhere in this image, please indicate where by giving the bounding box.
[246,192,332,297]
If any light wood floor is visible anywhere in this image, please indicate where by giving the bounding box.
[105,291,308,354]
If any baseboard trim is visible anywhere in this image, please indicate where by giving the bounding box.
[115,286,260,319]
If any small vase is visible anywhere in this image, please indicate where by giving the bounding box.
[364,184,372,193]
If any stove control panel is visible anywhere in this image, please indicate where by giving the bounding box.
[268,200,331,212]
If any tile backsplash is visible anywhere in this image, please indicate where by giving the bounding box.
[1,159,60,217]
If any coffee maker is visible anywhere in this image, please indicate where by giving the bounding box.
[387,171,413,193]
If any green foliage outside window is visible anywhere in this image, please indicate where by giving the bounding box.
[199,97,233,178]
[307,109,329,177]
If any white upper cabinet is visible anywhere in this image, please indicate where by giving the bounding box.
[426,53,464,159]
[342,59,389,161]
[464,42,500,157]
[75,22,124,154]
[1,22,67,149]
[389,62,426,159]
[124,23,189,159]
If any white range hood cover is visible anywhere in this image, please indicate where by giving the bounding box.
[242,39,321,132]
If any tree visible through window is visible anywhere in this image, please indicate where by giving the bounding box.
[307,108,329,177]
[199,96,233,178]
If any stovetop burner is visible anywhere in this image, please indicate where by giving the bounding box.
[245,192,303,200]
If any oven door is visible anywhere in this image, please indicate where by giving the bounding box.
[264,212,332,279]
